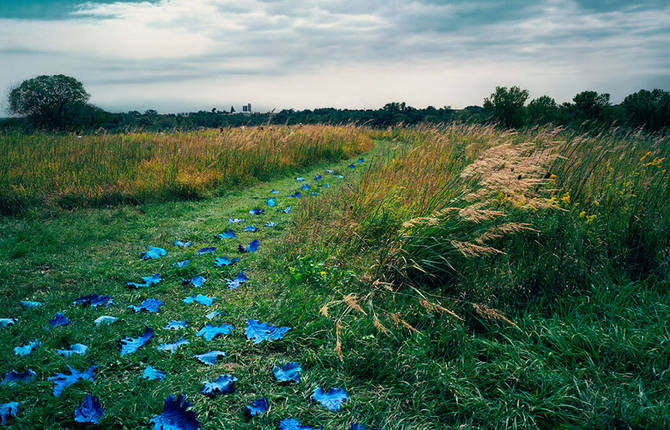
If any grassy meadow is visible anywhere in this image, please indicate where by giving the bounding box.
[1,124,669,429]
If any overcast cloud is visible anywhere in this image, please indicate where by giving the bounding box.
[0,0,668,113]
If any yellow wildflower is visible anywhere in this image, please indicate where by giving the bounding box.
[560,192,570,204]
[579,211,586,218]
[640,151,651,162]
[586,214,596,223]
[593,200,600,206]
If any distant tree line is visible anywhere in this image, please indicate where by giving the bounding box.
[2,75,669,133]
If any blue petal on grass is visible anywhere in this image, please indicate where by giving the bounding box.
[238,239,259,253]
[273,362,302,383]
[201,374,237,397]
[270,189,279,194]
[183,295,216,306]
[0,402,19,426]
[289,192,301,198]
[264,221,276,227]
[14,339,41,356]
[94,316,118,326]
[314,175,322,181]
[149,395,199,430]
[196,324,234,341]
[336,175,344,179]
[326,169,334,174]
[182,276,206,288]
[194,351,225,365]
[141,365,166,381]
[2,369,37,386]
[126,273,161,288]
[173,260,190,267]
[357,157,364,163]
[0,318,16,328]
[74,294,114,307]
[204,310,220,320]
[165,320,188,330]
[228,217,245,223]
[296,176,305,181]
[214,256,239,267]
[245,320,290,343]
[312,387,348,411]
[301,184,310,190]
[57,343,88,358]
[120,327,154,356]
[225,271,250,290]
[174,240,192,247]
[20,300,44,308]
[348,164,355,168]
[349,424,378,430]
[49,312,71,328]
[266,198,276,206]
[48,365,97,397]
[279,418,322,430]
[74,394,105,424]
[309,192,319,196]
[282,206,292,214]
[141,246,166,260]
[246,397,269,416]
[128,299,163,313]
[244,225,257,232]
[157,339,190,354]
[216,229,236,239]
[249,208,265,215]
[196,247,216,255]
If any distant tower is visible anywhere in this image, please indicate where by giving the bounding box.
[247,103,251,113]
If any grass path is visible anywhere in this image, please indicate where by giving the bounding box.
[0,150,378,429]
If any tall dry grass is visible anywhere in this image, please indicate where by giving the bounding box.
[0,125,373,214]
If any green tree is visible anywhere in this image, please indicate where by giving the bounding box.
[8,75,90,127]
[483,86,529,128]
[526,95,559,125]
[621,89,670,131]
[570,90,610,120]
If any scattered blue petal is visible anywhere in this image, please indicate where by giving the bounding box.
[174,240,192,247]
[296,176,305,181]
[282,206,292,214]
[246,397,269,416]
[49,312,71,328]
[0,402,19,426]
[74,294,114,307]
[249,208,265,215]
[194,351,225,365]
[348,164,355,168]
[157,339,190,354]
[182,276,206,288]
[48,365,97,397]
[141,365,167,381]
[141,246,166,260]
[279,418,322,430]
[326,169,334,173]
[57,343,88,358]
[149,395,199,430]
[120,327,154,356]
[266,198,276,206]
[357,157,364,163]
[245,320,290,343]
[201,374,237,397]
[270,189,279,194]
[214,256,239,267]
[324,183,330,188]
[336,175,344,179]
[126,273,162,288]
[196,324,234,341]
[165,320,188,330]
[312,387,348,411]
[184,294,216,306]
[244,225,257,232]
[289,192,302,198]
[309,192,319,196]
[314,175,322,181]
[238,239,259,253]
[216,229,236,239]
[228,217,245,223]
[173,260,190,267]
[94,316,118,326]
[74,394,105,424]
[2,369,37,386]
[273,362,302,383]
[196,247,216,255]
[264,221,276,227]
[204,310,220,320]
[301,184,310,190]
[128,298,163,313]
[0,318,16,328]
[14,339,41,356]
[20,300,44,308]
[225,271,250,290]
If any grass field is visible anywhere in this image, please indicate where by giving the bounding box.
[1,125,668,429]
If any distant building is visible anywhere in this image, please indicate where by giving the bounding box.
[242,103,252,113]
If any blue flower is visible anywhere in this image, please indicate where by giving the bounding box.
[74,394,105,424]
[296,176,305,181]
[244,225,257,232]
[196,247,216,255]
[194,351,225,365]
[301,184,310,190]
[48,365,97,397]
[14,339,41,356]
[141,246,166,260]
[57,343,88,358]
[165,320,188,330]
[0,402,19,426]
[289,192,302,198]
[157,339,190,354]
[183,294,216,306]
[238,239,259,253]
[94,316,118,326]
[2,369,37,386]
[314,175,322,181]
[216,229,236,239]
[173,260,190,267]
[214,256,239,267]
[128,298,163,313]
[174,240,192,247]
[312,387,348,411]
[20,300,43,308]
[264,221,277,227]
[249,208,265,215]
[141,365,167,381]
[267,198,277,206]
[149,395,199,430]
[196,324,233,341]
[120,327,154,356]
[0,318,16,328]
[126,273,162,288]
[228,217,245,223]
[74,294,114,306]
[245,320,290,343]
[279,418,322,430]
[49,312,71,328]
[273,362,302,383]
[357,157,364,163]
[182,276,206,288]
[246,397,269,416]
[201,374,237,397]
[282,206,292,214]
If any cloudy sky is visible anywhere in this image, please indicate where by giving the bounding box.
[0,0,668,113]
